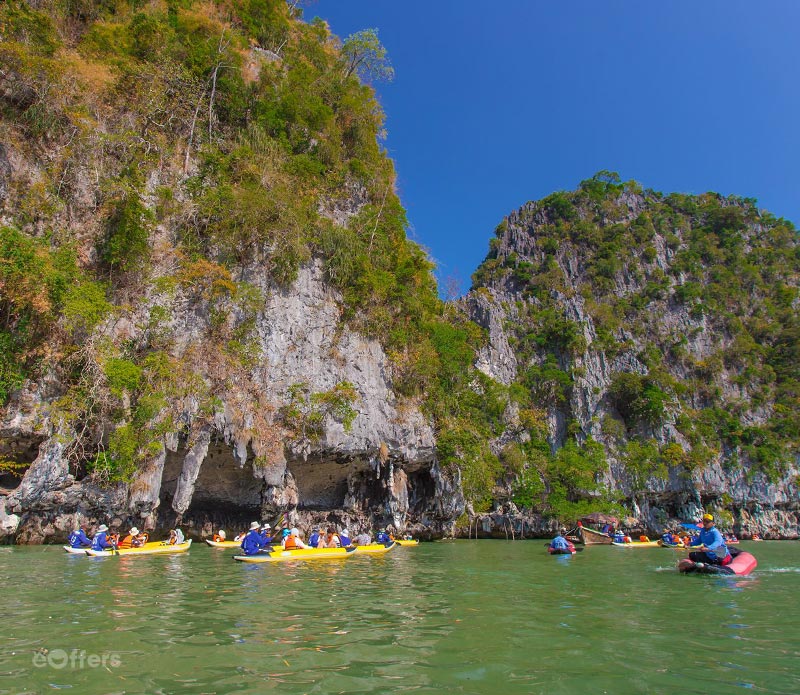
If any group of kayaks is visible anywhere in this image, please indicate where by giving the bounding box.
[64,537,419,562]
[63,540,193,557]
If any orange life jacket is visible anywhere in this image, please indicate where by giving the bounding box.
[212,534,225,542]
[118,535,133,549]
[284,535,299,549]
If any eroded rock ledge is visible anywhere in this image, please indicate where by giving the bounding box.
[1,262,463,543]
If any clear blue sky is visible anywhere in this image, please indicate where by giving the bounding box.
[308,1,800,294]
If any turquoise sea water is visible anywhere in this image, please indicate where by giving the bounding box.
[1,540,798,694]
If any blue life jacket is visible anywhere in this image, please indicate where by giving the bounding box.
[661,533,674,544]
[376,532,391,545]
[614,532,626,543]
[68,530,91,548]
[338,534,351,547]
[91,531,112,550]
[241,530,267,556]
[308,532,320,548]
[551,535,569,550]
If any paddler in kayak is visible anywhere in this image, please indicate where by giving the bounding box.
[660,528,680,545]
[67,525,92,549]
[118,527,147,549]
[353,530,372,546]
[338,528,352,547]
[167,528,185,545]
[283,528,308,549]
[308,526,322,547]
[212,530,227,543]
[689,514,734,568]
[241,521,273,555]
[376,529,391,545]
[91,524,114,551]
[549,528,575,553]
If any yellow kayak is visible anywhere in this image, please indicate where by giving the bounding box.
[205,539,240,548]
[233,542,397,563]
[395,539,419,546]
[234,546,357,563]
[354,542,397,554]
[85,540,192,557]
[611,540,661,548]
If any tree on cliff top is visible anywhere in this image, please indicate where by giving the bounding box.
[342,29,394,83]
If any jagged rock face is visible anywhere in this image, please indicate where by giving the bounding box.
[465,187,799,538]
[0,143,11,203]
[0,262,461,543]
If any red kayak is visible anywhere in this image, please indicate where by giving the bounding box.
[678,551,757,576]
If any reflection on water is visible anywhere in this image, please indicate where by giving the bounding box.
[1,541,799,694]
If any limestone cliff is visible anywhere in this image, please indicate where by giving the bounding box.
[465,175,799,538]
[1,260,461,542]
[0,1,465,543]
[0,4,796,544]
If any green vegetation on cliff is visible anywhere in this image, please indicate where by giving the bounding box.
[2,4,796,518]
[471,171,799,514]
[0,1,497,488]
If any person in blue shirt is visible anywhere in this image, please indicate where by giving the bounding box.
[68,526,92,549]
[308,526,321,548]
[660,528,679,545]
[241,521,273,556]
[338,528,352,547]
[91,524,114,551]
[376,529,391,545]
[689,514,731,566]
[549,528,575,553]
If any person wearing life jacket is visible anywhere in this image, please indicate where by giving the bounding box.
[660,529,674,545]
[689,514,732,567]
[212,530,227,543]
[283,528,308,550]
[308,526,321,548]
[376,529,391,545]
[613,531,627,543]
[337,528,352,547]
[549,528,575,553]
[91,524,114,551]
[118,527,147,549]
[166,528,185,545]
[324,527,342,548]
[241,522,271,555]
[68,525,92,549]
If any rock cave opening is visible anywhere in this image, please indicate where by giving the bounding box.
[289,457,369,511]
[405,467,436,515]
[159,440,264,531]
[0,435,44,492]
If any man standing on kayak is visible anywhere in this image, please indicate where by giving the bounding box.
[689,514,731,566]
